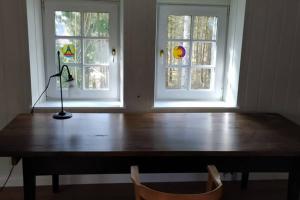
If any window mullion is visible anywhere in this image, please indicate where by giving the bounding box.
[80,11,84,90]
[55,35,108,40]
[187,15,194,91]
[168,39,216,42]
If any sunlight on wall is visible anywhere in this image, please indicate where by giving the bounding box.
[224,0,246,107]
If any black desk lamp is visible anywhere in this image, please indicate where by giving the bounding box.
[53,51,74,119]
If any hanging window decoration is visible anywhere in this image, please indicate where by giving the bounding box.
[173,45,186,59]
[62,44,75,58]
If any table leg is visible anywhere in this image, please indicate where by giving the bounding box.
[287,161,300,200]
[241,171,249,190]
[52,175,59,193]
[22,159,36,200]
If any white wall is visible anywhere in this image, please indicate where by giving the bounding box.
[224,0,246,105]
[238,0,300,122]
[123,0,156,112]
[1,0,300,187]
[0,0,32,187]
[0,0,31,129]
[27,0,46,104]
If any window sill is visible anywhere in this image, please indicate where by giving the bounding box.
[35,100,124,109]
[154,101,238,109]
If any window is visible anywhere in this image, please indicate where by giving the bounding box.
[156,5,228,101]
[44,0,120,100]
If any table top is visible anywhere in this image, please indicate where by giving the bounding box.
[1,113,300,157]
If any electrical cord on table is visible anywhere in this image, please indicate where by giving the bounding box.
[0,165,14,192]
[31,74,58,114]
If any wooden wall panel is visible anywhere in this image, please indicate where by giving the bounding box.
[257,0,284,112]
[0,0,5,128]
[237,0,251,110]
[238,0,270,111]
[271,0,299,114]
[238,0,300,120]
[0,0,31,129]
[282,1,300,121]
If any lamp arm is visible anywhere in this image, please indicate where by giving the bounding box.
[60,65,71,75]
[59,65,74,81]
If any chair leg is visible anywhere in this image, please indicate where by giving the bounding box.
[52,175,60,193]
[241,171,249,190]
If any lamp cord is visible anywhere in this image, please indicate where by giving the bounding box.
[31,75,56,114]
[0,165,14,192]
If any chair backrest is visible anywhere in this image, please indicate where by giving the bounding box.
[131,165,223,200]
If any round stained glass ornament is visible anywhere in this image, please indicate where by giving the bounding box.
[173,46,186,59]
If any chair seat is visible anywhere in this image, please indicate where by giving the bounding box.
[131,165,223,200]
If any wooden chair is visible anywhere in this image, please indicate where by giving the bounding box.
[131,165,223,200]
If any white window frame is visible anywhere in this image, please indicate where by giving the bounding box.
[44,0,120,101]
[155,5,228,101]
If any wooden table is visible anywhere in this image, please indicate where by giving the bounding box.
[1,113,300,200]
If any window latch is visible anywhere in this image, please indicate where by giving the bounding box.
[160,50,165,65]
[160,49,164,57]
[112,48,116,63]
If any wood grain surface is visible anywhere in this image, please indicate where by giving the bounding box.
[0,113,300,157]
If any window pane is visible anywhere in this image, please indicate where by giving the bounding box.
[56,39,81,64]
[191,68,211,89]
[167,42,190,66]
[192,42,214,66]
[57,66,82,89]
[168,15,191,40]
[84,66,109,90]
[165,67,187,89]
[83,39,109,65]
[193,16,218,40]
[84,13,110,37]
[55,11,81,36]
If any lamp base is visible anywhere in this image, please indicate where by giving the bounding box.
[53,111,72,120]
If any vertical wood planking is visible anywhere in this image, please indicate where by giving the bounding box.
[239,0,300,116]
[257,0,284,112]
[271,0,299,114]
[3,0,21,117]
[294,3,300,118]
[237,0,252,109]
[284,1,300,119]
[238,0,270,111]
[0,0,31,129]
[18,0,32,113]
[0,0,19,127]
[0,0,6,128]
